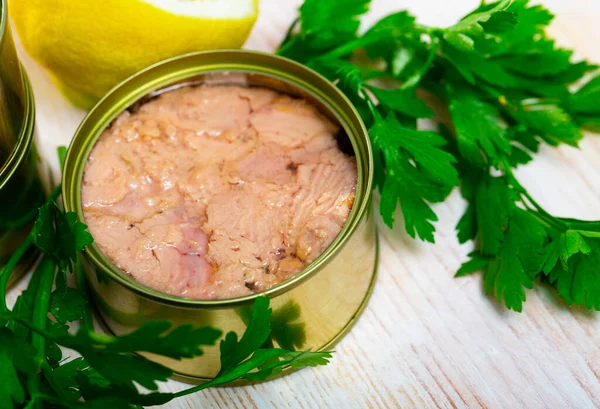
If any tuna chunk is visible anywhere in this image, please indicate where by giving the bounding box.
[250,97,338,148]
[82,84,357,300]
[291,156,357,262]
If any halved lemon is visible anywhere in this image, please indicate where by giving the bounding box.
[10,0,259,109]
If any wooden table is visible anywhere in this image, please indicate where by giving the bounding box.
[11,0,600,407]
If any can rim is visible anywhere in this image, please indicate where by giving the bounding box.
[0,0,36,184]
[0,68,36,190]
[63,50,373,309]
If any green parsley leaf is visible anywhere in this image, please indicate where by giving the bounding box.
[46,321,68,368]
[299,0,370,40]
[360,11,417,59]
[63,321,222,361]
[480,10,519,33]
[456,200,477,244]
[444,0,513,52]
[157,297,332,401]
[552,61,597,84]
[217,302,331,381]
[480,0,554,56]
[278,0,371,61]
[31,201,57,255]
[0,328,40,408]
[51,358,172,407]
[484,208,548,312]
[493,46,574,77]
[448,83,511,167]
[444,45,521,88]
[367,85,434,118]
[50,287,88,325]
[309,58,365,96]
[82,351,172,391]
[50,357,89,401]
[219,296,271,372]
[363,11,416,42]
[475,176,514,255]
[542,230,591,273]
[546,237,600,309]
[75,368,153,409]
[32,201,93,273]
[506,126,541,166]
[7,252,67,370]
[56,211,94,270]
[456,251,490,277]
[400,39,439,89]
[7,261,43,339]
[513,100,582,147]
[371,112,459,240]
[575,115,600,132]
[456,167,481,243]
[568,75,600,115]
[0,329,26,409]
[236,349,332,382]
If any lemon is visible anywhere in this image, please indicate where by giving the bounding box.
[10,0,259,109]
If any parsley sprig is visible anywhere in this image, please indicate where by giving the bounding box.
[278,0,600,311]
[1,149,332,408]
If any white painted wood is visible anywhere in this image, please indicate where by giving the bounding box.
[8,0,600,407]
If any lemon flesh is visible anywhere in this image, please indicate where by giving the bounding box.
[10,0,258,109]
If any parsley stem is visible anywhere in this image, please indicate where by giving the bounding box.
[324,37,375,59]
[48,185,63,203]
[171,377,224,398]
[415,24,438,35]
[172,384,209,398]
[502,162,568,231]
[558,219,600,230]
[0,235,33,312]
[2,315,54,340]
[29,256,56,409]
[86,330,117,344]
[402,37,439,90]
[518,190,568,230]
[23,397,37,409]
[280,17,299,49]
[528,209,567,232]
[31,257,55,346]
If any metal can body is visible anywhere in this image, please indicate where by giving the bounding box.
[0,0,46,285]
[63,51,377,381]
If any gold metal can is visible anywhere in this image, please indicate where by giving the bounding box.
[0,0,47,286]
[62,50,377,382]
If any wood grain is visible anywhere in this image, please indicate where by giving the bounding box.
[9,0,600,408]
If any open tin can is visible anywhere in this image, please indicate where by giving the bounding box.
[0,0,47,286]
[62,50,377,382]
